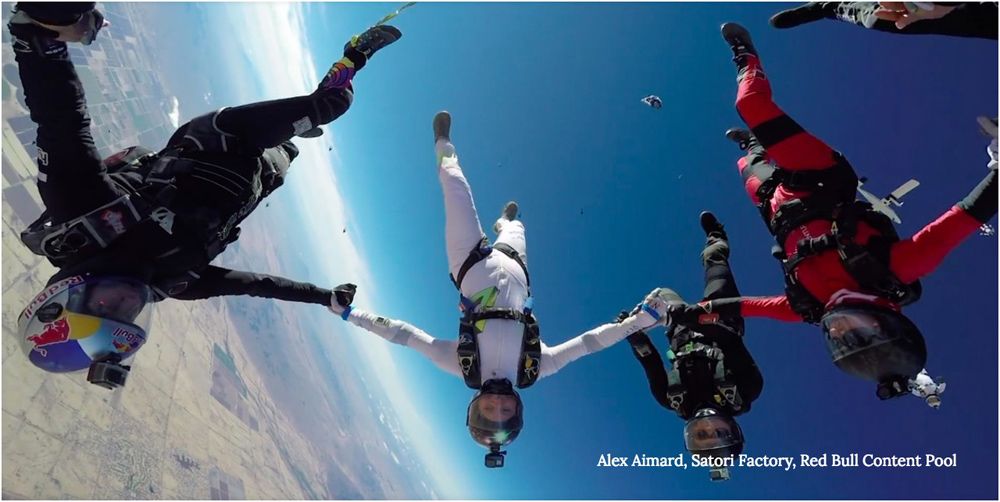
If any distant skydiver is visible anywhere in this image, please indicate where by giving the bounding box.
[642,94,663,109]
[10,2,401,388]
[624,212,763,482]
[669,23,996,404]
[327,111,673,468]
[769,2,998,39]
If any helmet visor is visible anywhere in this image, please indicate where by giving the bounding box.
[684,414,743,454]
[467,392,523,447]
[821,305,925,380]
[73,277,153,325]
[821,306,921,356]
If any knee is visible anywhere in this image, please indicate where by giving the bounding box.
[735,92,776,123]
[316,87,353,117]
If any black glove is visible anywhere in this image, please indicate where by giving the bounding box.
[332,283,357,308]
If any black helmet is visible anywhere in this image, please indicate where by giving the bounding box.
[821,302,926,383]
[683,408,744,457]
[466,379,523,450]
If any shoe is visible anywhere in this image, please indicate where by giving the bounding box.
[769,3,833,29]
[345,25,402,60]
[699,211,727,239]
[721,22,758,61]
[433,111,451,143]
[493,201,519,234]
[725,128,751,150]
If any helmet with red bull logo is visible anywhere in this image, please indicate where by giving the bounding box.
[17,275,154,374]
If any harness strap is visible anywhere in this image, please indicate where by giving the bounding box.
[451,239,531,291]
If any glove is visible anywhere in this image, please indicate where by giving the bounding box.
[328,283,357,319]
[631,288,673,330]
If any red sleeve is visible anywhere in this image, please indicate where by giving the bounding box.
[890,205,983,284]
[739,296,802,323]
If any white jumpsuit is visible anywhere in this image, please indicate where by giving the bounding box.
[343,139,656,383]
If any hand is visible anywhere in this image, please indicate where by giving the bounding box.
[328,283,357,317]
[632,288,674,329]
[875,2,957,30]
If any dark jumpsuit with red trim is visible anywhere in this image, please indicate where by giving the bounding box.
[733,53,996,321]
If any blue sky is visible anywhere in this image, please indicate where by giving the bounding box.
[184,2,997,499]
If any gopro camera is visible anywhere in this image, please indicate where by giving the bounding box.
[485,449,506,469]
[875,376,908,401]
[709,467,730,482]
[87,356,131,390]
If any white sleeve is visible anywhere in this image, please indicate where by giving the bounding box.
[345,308,462,377]
[538,313,656,379]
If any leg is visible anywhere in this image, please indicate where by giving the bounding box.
[736,133,775,207]
[627,332,673,411]
[723,24,838,172]
[702,234,741,301]
[772,2,997,40]
[493,204,527,266]
[437,139,488,279]
[210,89,352,152]
[734,55,838,171]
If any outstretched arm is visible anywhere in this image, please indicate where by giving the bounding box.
[8,3,120,221]
[170,265,334,305]
[672,296,802,324]
[625,331,673,410]
[539,310,664,379]
[343,309,462,377]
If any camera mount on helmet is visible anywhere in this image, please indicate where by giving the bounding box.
[485,445,506,468]
[86,353,131,390]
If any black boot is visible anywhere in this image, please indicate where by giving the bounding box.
[769,3,835,29]
[344,25,402,70]
[725,128,752,151]
[721,22,758,65]
[700,211,728,240]
[433,111,451,143]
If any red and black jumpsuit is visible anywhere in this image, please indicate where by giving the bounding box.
[731,53,997,322]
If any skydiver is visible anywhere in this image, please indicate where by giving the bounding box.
[326,111,673,468]
[670,23,997,403]
[770,2,998,39]
[624,212,763,481]
[10,2,401,385]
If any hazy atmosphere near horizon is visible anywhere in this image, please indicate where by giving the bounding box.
[1,2,997,499]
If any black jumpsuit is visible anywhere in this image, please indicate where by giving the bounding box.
[626,231,764,418]
[12,2,350,305]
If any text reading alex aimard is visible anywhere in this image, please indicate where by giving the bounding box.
[596,453,958,470]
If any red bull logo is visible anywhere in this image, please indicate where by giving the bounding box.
[20,276,84,321]
[26,319,71,357]
[111,327,143,353]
